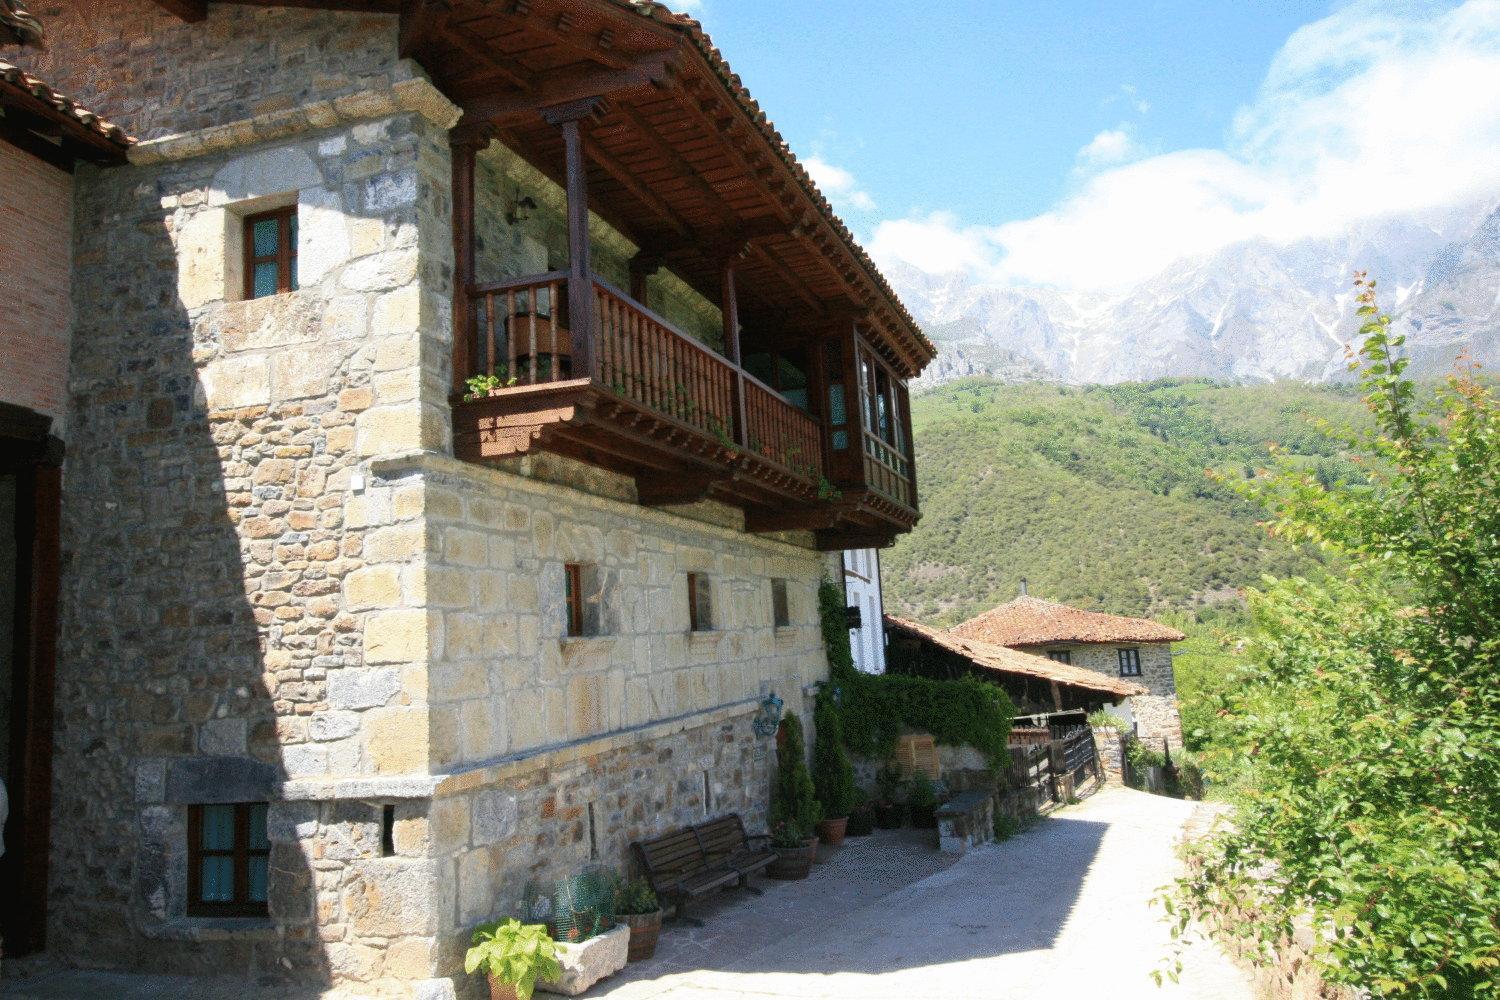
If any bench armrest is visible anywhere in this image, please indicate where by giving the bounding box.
[744,833,771,848]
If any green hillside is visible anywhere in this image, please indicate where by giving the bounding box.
[884,378,1369,625]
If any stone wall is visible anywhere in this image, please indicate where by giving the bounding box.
[0,140,74,432]
[1,2,400,141]
[50,96,454,987]
[1016,641,1182,745]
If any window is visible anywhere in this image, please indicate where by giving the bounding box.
[243,206,297,299]
[687,573,713,632]
[563,564,602,637]
[1047,649,1072,664]
[188,802,270,917]
[771,578,790,628]
[1118,648,1142,677]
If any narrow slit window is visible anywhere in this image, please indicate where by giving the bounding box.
[587,802,599,860]
[687,573,713,632]
[381,804,396,857]
[243,206,297,300]
[562,564,602,637]
[564,563,584,637]
[187,802,270,917]
[771,578,790,628]
[702,770,712,815]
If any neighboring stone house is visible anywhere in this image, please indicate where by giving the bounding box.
[949,596,1186,745]
[0,1,932,996]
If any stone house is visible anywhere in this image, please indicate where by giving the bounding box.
[949,596,1186,745]
[0,1,932,996]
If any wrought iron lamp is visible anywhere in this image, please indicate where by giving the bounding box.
[752,691,784,739]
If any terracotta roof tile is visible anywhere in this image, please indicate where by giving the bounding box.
[1,0,42,47]
[885,615,1148,700]
[951,596,1186,647]
[604,1,935,369]
[0,60,135,149]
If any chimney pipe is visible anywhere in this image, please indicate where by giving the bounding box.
[1019,577,1028,597]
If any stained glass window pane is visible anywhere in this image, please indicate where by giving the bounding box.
[248,803,269,850]
[833,429,849,450]
[253,262,279,298]
[201,856,234,902]
[201,804,235,850]
[248,857,269,903]
[252,217,280,258]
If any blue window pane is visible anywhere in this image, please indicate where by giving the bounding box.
[288,215,299,291]
[248,857,268,903]
[201,856,234,902]
[828,384,846,425]
[201,804,235,850]
[248,803,269,850]
[253,262,279,298]
[833,430,849,450]
[252,217,280,258]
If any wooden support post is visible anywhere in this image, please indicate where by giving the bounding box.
[543,99,604,381]
[721,260,747,446]
[451,138,479,393]
[1050,680,1063,712]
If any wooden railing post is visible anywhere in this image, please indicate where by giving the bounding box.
[543,98,605,382]
[721,259,747,446]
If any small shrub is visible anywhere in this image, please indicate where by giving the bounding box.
[770,711,821,837]
[612,877,658,916]
[907,771,937,812]
[464,919,561,1000]
[812,693,857,819]
[1087,709,1131,732]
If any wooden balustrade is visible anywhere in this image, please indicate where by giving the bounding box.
[470,272,571,386]
[742,374,823,482]
[863,429,915,508]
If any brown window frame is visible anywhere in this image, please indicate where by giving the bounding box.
[687,572,712,632]
[1047,649,1071,664]
[564,563,585,637]
[1118,647,1142,677]
[187,802,270,918]
[243,206,298,300]
[771,578,790,629]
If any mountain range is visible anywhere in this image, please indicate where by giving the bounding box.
[885,200,1500,388]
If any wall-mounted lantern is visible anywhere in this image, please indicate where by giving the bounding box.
[752,691,784,739]
[506,188,538,225]
[844,605,862,630]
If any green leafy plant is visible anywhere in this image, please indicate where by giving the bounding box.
[906,771,937,813]
[812,692,857,819]
[612,877,659,916]
[873,763,903,805]
[770,821,809,849]
[770,711,821,837]
[1086,709,1130,732]
[464,919,562,1000]
[465,366,517,399]
[1163,274,1500,997]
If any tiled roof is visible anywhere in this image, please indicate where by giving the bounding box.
[885,615,1149,700]
[1,0,42,47]
[604,1,935,366]
[0,61,135,149]
[951,596,1187,647]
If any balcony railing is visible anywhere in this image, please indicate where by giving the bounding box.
[465,273,824,489]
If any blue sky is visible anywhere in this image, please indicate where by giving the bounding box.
[669,0,1500,291]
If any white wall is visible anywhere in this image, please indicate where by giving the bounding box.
[842,548,886,674]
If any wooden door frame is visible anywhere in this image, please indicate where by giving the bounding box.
[0,401,62,956]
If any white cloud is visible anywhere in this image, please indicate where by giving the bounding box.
[1076,127,1139,167]
[805,155,877,212]
[871,0,1500,291]
[1107,83,1151,115]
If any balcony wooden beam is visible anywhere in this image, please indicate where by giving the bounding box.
[461,54,678,124]
[636,471,735,506]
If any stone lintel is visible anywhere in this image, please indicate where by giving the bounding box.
[129,71,462,167]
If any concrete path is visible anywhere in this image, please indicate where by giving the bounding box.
[592,786,1253,1000]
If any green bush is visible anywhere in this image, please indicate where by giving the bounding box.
[464,919,561,1000]
[1087,709,1130,732]
[906,771,937,812]
[812,694,856,819]
[770,711,820,837]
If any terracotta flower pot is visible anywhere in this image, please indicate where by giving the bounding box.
[621,909,663,962]
[767,836,819,880]
[815,816,848,848]
[487,977,521,1000]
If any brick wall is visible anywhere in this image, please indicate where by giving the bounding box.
[0,140,73,432]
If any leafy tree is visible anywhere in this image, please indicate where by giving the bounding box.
[1166,275,1500,997]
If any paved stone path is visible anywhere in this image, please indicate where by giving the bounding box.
[589,786,1253,1000]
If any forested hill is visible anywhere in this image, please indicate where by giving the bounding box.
[883,378,1370,625]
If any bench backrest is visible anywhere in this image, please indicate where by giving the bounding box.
[693,814,749,863]
[633,827,707,888]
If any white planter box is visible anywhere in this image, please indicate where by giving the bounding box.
[536,923,629,996]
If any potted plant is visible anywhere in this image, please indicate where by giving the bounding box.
[613,877,663,963]
[465,918,562,1000]
[846,787,875,837]
[872,763,905,829]
[811,694,856,847]
[768,711,821,878]
[907,771,939,829]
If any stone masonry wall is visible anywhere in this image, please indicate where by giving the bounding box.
[1017,641,1181,746]
[1,3,400,141]
[0,140,74,433]
[50,99,453,987]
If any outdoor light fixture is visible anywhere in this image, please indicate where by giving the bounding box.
[506,189,538,225]
[845,604,862,629]
[752,691,784,738]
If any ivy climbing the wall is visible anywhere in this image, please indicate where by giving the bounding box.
[819,580,1015,764]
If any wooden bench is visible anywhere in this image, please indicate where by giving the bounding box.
[631,814,773,926]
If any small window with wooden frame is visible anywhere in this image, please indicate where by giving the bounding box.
[187,802,270,917]
[1046,649,1071,664]
[771,578,790,629]
[1118,647,1142,677]
[687,572,713,632]
[563,563,603,638]
[243,206,298,300]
